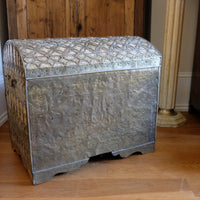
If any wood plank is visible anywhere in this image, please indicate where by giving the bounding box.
[0,192,197,200]
[105,0,125,36]
[6,0,18,39]
[26,0,67,38]
[7,0,150,39]
[69,0,78,37]
[77,0,86,37]
[125,0,135,36]
[134,0,151,40]
[134,0,145,37]
[49,0,67,38]
[85,0,106,36]
[65,0,71,37]
[16,0,28,39]
[26,0,47,38]
[86,0,125,37]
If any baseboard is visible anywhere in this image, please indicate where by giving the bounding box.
[175,104,190,112]
[175,72,192,112]
[176,72,192,78]
[0,111,8,127]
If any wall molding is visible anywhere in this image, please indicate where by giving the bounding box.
[177,72,192,78]
[175,104,190,112]
[175,72,192,112]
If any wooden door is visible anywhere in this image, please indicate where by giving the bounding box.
[6,0,151,39]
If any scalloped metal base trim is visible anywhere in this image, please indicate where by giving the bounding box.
[32,142,155,185]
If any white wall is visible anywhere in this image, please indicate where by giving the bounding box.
[151,0,199,112]
[151,0,167,54]
[176,0,199,111]
[0,0,8,126]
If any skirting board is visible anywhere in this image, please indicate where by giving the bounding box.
[175,72,192,112]
[0,111,7,127]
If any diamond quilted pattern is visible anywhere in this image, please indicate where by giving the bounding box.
[7,36,161,78]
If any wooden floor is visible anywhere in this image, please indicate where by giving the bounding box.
[0,112,200,200]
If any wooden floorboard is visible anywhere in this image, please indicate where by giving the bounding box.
[0,112,200,199]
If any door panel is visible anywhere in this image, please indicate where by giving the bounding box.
[26,0,67,38]
[85,0,125,37]
[6,0,150,39]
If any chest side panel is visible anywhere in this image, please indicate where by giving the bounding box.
[27,68,159,172]
[3,43,32,176]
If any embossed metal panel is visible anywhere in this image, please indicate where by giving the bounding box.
[3,36,161,184]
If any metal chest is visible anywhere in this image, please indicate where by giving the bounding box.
[3,36,161,184]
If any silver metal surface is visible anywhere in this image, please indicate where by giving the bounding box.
[5,37,161,78]
[3,36,161,184]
